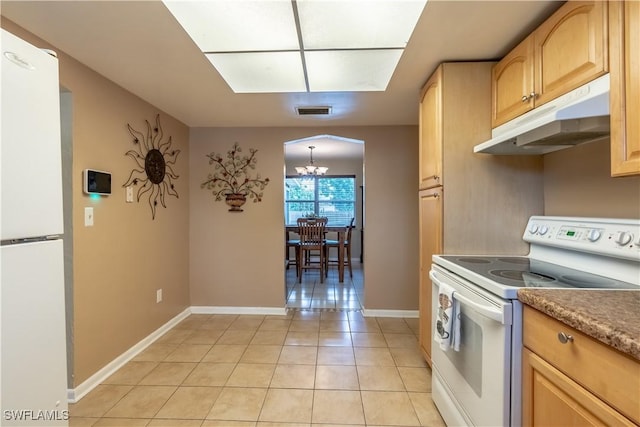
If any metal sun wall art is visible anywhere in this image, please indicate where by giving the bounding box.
[201,142,270,212]
[123,114,180,219]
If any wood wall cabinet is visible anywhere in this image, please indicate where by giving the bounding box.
[492,36,535,127]
[523,306,640,426]
[609,0,640,176]
[416,62,544,365]
[418,67,442,190]
[492,1,608,127]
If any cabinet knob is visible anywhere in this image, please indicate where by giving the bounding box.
[521,92,537,103]
[557,332,574,344]
[521,95,529,103]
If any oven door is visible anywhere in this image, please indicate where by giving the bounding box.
[430,264,513,427]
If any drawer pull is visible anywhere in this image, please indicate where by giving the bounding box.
[558,332,574,344]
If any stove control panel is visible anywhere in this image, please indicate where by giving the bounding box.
[524,216,640,261]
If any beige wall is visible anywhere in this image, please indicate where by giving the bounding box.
[2,21,192,386]
[544,139,640,218]
[190,126,419,311]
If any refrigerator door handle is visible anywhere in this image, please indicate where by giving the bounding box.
[1,235,61,246]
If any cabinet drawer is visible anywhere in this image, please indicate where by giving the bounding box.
[523,306,640,423]
[523,348,636,427]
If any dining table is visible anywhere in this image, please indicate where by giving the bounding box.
[285,224,349,283]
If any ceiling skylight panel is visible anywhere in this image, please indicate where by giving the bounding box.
[206,51,306,93]
[305,49,403,92]
[163,1,300,52]
[163,0,428,93]
[297,0,427,49]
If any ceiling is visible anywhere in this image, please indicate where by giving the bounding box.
[1,0,562,131]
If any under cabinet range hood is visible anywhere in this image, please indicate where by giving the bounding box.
[474,74,610,155]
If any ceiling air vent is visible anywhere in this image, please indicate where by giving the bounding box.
[296,106,332,116]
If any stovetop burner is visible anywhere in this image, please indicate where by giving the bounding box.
[440,255,638,290]
[457,257,492,264]
[497,257,530,265]
[490,269,555,283]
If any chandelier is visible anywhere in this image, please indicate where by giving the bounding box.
[295,146,328,176]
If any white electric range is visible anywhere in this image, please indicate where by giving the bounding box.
[429,216,640,427]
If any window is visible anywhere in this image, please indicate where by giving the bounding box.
[285,175,356,225]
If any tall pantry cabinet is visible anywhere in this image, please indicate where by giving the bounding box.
[417,62,544,365]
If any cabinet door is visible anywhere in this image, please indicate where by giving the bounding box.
[522,348,635,427]
[534,1,608,107]
[610,0,640,176]
[492,36,535,127]
[419,67,442,189]
[418,187,443,366]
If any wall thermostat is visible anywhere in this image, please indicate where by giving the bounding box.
[83,169,111,195]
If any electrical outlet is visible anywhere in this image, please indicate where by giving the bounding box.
[126,186,134,203]
[156,289,162,303]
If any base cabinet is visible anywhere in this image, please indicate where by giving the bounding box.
[522,306,639,426]
[523,349,635,427]
[418,187,442,365]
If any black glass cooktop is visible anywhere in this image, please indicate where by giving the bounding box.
[440,256,638,290]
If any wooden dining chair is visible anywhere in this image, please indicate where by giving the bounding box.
[297,217,327,283]
[325,217,355,278]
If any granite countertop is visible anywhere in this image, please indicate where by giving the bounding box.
[518,289,640,360]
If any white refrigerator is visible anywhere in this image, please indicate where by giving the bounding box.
[1,29,69,426]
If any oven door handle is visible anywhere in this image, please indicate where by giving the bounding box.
[430,270,509,325]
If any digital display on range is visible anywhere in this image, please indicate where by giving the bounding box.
[557,227,581,240]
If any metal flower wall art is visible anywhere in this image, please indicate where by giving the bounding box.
[123,114,180,219]
[201,142,270,212]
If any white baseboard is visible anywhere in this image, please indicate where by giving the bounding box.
[191,306,287,316]
[361,308,419,318]
[67,307,191,403]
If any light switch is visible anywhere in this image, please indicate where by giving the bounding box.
[126,186,133,203]
[84,207,94,227]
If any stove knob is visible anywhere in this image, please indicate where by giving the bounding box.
[587,229,602,242]
[539,225,549,236]
[615,231,633,246]
[528,224,539,234]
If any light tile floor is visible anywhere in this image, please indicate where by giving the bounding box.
[286,260,364,310]
[70,310,446,427]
